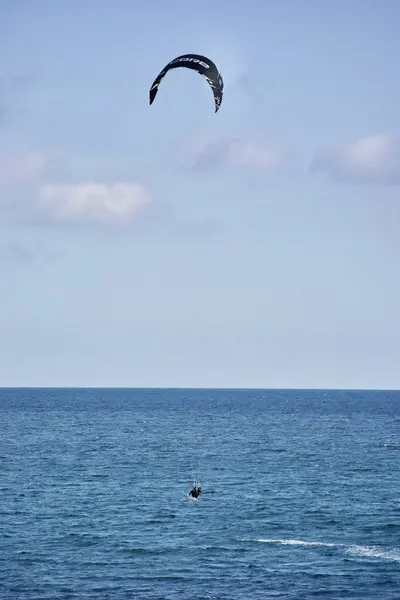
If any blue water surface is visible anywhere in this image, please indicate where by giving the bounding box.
[1,387,399,599]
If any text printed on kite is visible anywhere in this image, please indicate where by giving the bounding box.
[149,53,224,113]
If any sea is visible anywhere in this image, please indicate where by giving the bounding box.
[1,387,399,600]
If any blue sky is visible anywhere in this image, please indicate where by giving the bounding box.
[1,0,400,388]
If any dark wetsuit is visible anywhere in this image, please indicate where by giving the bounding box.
[189,486,202,499]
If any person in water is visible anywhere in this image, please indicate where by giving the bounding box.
[189,485,202,499]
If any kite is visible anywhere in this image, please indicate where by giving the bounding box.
[149,53,224,113]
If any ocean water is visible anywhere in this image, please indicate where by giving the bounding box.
[1,388,400,600]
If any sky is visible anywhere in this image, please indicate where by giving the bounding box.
[0,0,400,389]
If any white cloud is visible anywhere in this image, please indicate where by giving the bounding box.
[38,182,152,225]
[0,151,45,185]
[311,134,400,184]
[190,133,283,172]
[228,141,282,170]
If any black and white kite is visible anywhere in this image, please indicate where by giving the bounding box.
[149,53,224,113]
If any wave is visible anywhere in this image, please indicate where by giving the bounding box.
[239,537,400,562]
[239,538,335,548]
[345,545,400,562]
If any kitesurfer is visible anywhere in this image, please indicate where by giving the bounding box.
[189,485,202,499]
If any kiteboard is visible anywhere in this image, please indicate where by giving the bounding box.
[185,494,200,502]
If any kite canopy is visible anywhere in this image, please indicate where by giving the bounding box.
[149,53,224,113]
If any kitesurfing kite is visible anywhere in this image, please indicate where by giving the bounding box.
[149,53,224,113]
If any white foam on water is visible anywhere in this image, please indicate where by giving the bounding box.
[239,537,400,562]
[345,545,400,563]
[239,538,335,548]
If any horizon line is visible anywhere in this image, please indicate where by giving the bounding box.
[0,385,399,392]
